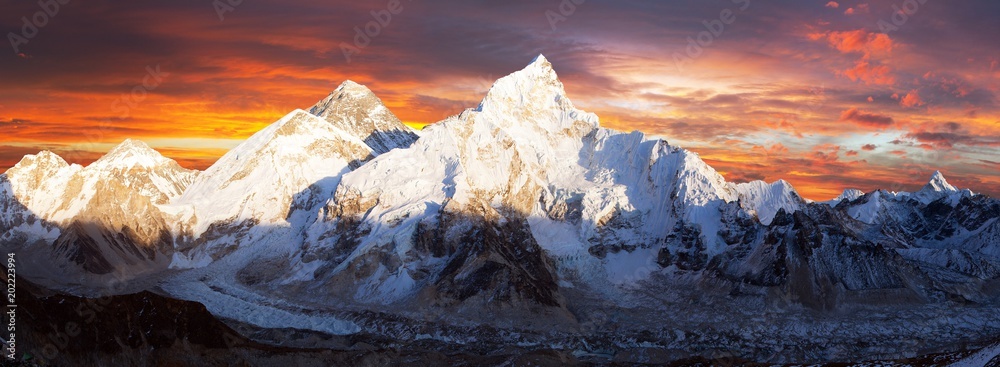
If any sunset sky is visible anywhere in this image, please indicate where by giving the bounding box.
[1,0,997,200]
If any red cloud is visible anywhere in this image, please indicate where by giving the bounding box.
[826,1,840,8]
[861,144,878,151]
[843,60,895,85]
[844,8,855,15]
[811,29,896,85]
[900,90,925,107]
[822,30,893,56]
[840,108,895,128]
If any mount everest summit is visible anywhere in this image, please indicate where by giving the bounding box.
[3,55,1000,365]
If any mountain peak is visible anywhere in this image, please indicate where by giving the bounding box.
[913,170,964,205]
[92,139,172,169]
[7,150,69,175]
[925,170,957,192]
[310,81,381,118]
[476,55,569,116]
[334,80,373,98]
[309,81,417,155]
[837,188,866,202]
[529,53,551,68]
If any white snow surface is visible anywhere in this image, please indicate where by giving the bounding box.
[2,139,196,224]
[171,109,374,236]
[824,188,866,206]
[733,179,804,225]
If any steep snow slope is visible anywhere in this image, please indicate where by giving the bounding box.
[733,179,805,225]
[1,151,81,221]
[173,109,374,234]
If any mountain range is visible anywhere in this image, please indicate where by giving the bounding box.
[3,55,999,365]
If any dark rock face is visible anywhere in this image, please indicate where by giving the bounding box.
[658,221,708,271]
[51,222,172,275]
[432,215,563,307]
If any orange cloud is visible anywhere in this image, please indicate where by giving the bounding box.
[843,60,896,85]
[840,107,895,128]
[822,30,893,56]
[826,1,840,8]
[900,90,925,108]
[811,30,896,85]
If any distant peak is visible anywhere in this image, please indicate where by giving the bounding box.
[310,80,382,116]
[106,139,158,157]
[92,139,171,169]
[306,80,417,154]
[837,188,865,201]
[925,170,957,192]
[34,150,67,163]
[335,80,370,94]
[11,150,68,171]
[340,79,361,87]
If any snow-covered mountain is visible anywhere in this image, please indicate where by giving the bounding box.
[1,139,197,289]
[3,56,999,364]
